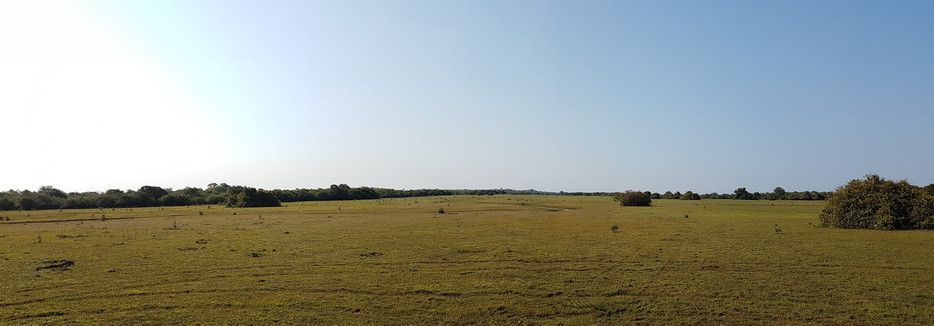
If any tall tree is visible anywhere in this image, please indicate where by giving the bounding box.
[39,186,67,198]
[734,188,752,200]
[138,186,169,201]
[773,187,786,199]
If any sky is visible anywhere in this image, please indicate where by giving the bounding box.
[1,0,932,194]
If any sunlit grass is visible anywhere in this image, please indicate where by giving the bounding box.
[1,196,932,324]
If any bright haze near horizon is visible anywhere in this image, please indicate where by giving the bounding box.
[2,1,932,194]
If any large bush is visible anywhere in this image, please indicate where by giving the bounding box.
[613,191,652,206]
[819,174,934,230]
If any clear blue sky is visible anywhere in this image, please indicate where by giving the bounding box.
[2,0,932,193]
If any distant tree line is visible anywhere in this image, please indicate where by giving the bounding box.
[644,187,832,201]
[0,184,287,211]
[727,187,831,200]
[0,184,578,211]
[2,182,912,211]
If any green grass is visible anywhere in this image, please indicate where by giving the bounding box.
[1,196,932,325]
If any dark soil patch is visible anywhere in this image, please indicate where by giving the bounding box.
[56,234,88,239]
[36,260,74,271]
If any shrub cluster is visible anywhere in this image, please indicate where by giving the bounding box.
[819,174,934,230]
[613,191,652,206]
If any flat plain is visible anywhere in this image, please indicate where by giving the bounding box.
[1,196,932,325]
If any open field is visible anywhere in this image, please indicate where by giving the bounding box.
[1,196,933,325]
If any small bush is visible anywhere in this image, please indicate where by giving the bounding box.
[819,174,934,230]
[613,191,652,207]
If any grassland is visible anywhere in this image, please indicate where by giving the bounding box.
[1,196,932,325]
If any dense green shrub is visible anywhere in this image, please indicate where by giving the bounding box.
[819,174,934,230]
[613,191,652,206]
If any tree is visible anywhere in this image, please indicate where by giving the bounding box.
[114,191,142,207]
[205,183,231,195]
[0,197,14,210]
[225,187,281,208]
[62,195,96,209]
[331,184,351,200]
[138,186,169,201]
[702,192,721,199]
[159,193,191,207]
[178,187,204,197]
[96,189,129,208]
[349,187,380,200]
[39,186,67,198]
[16,194,38,210]
[613,191,652,206]
[773,187,786,199]
[680,191,701,200]
[733,188,752,200]
[316,184,352,201]
[808,191,826,200]
[819,174,934,230]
